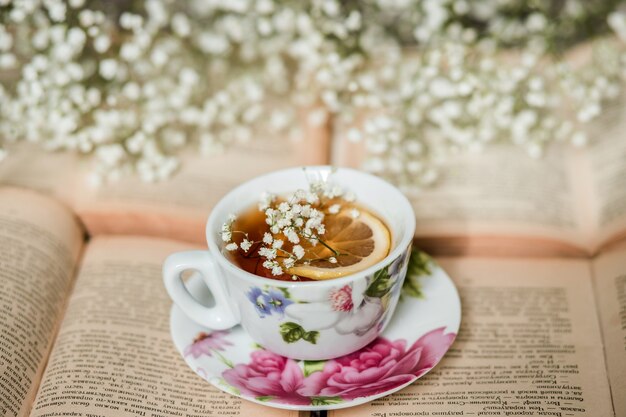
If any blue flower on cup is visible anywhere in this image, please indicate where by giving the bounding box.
[247,287,293,317]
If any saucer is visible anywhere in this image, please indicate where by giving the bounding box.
[169,255,461,411]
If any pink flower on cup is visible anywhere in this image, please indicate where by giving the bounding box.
[222,350,310,405]
[184,330,232,358]
[301,327,455,400]
[329,285,353,312]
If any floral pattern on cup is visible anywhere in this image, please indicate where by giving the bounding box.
[246,287,293,317]
[242,250,411,346]
[216,327,456,406]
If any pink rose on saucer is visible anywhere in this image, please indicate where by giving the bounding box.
[222,350,310,405]
[301,327,455,400]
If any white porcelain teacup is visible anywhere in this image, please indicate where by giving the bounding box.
[163,166,415,360]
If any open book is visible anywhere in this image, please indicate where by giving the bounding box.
[1,102,626,416]
[2,187,625,417]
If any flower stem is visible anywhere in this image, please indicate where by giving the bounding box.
[211,348,234,368]
[316,238,340,257]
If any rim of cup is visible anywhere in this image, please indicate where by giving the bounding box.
[206,166,415,288]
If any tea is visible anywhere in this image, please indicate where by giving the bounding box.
[221,190,391,281]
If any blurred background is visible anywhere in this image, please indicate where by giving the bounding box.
[0,0,625,250]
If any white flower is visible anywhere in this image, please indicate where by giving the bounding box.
[328,204,341,214]
[240,239,252,252]
[263,232,273,244]
[272,239,284,249]
[259,247,277,260]
[293,245,305,259]
[221,231,232,242]
[305,192,319,204]
[0,0,620,187]
[329,256,337,264]
[99,59,118,80]
[225,243,238,251]
[278,202,290,212]
[350,209,360,219]
[120,43,141,61]
[284,227,300,244]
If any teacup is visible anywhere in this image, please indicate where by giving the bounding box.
[163,166,415,360]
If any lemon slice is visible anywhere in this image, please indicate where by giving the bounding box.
[288,209,391,280]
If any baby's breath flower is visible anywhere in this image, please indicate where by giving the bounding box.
[328,204,341,214]
[329,257,337,264]
[262,232,273,244]
[305,192,319,204]
[221,231,232,242]
[284,227,300,244]
[350,209,360,219]
[240,239,252,252]
[225,243,238,251]
[278,202,290,213]
[293,245,305,259]
[272,239,284,249]
[259,247,277,260]
[0,0,623,185]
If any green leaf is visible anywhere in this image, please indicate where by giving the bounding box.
[280,322,320,345]
[366,265,392,298]
[302,331,320,345]
[401,248,433,299]
[279,287,291,300]
[311,396,344,406]
[408,248,433,277]
[280,322,305,343]
[303,360,326,376]
[256,396,274,402]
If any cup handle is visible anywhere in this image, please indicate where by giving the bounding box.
[163,250,239,330]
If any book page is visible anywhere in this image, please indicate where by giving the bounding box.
[0,188,83,417]
[333,130,589,256]
[592,241,626,417]
[330,257,614,417]
[0,118,329,244]
[29,236,296,417]
[586,98,626,250]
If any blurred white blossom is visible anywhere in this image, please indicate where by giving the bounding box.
[0,0,624,187]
